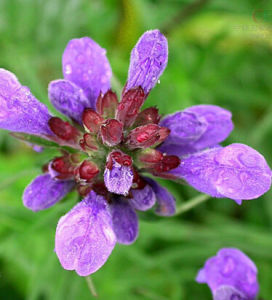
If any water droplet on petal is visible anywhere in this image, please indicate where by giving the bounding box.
[65,64,72,75]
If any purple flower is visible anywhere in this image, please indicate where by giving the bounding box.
[0,30,271,276]
[196,248,259,300]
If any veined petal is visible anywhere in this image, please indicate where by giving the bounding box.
[62,37,112,109]
[196,248,259,300]
[110,198,138,245]
[104,157,134,196]
[145,177,176,216]
[55,191,116,276]
[0,69,52,135]
[48,80,89,123]
[170,144,271,203]
[159,105,233,156]
[23,174,74,211]
[126,30,168,94]
[129,184,156,211]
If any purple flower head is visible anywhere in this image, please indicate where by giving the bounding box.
[196,248,259,300]
[0,29,271,276]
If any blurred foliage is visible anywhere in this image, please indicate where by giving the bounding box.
[0,0,272,299]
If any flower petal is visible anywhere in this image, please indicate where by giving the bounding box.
[196,248,259,300]
[104,162,134,196]
[0,68,52,135]
[145,178,176,216]
[110,198,138,245]
[129,184,156,211]
[170,144,272,202]
[126,30,168,94]
[55,191,116,276]
[159,105,233,156]
[213,286,247,300]
[62,37,112,108]
[48,80,89,123]
[23,174,74,211]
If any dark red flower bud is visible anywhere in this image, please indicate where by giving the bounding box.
[51,156,75,179]
[138,149,163,165]
[75,160,99,182]
[132,168,147,189]
[125,124,169,149]
[100,119,123,147]
[106,151,133,169]
[82,108,104,133]
[153,155,180,173]
[134,107,160,126]
[79,133,98,151]
[48,117,79,141]
[96,90,118,119]
[116,87,146,128]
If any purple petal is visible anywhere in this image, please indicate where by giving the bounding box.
[48,80,89,123]
[55,191,116,276]
[0,69,52,135]
[62,37,112,109]
[196,248,259,300]
[23,174,74,211]
[213,286,247,300]
[129,185,156,211]
[104,162,134,196]
[110,198,138,245]
[159,105,233,156]
[145,178,176,216]
[126,30,168,94]
[170,144,272,202]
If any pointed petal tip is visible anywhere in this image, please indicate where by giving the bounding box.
[127,29,168,94]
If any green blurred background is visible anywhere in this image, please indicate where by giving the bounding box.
[0,0,272,299]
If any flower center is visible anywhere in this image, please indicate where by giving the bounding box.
[47,87,180,199]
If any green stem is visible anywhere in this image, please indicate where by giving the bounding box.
[85,276,98,297]
[175,194,210,215]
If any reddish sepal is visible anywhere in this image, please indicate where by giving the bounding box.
[101,119,123,147]
[82,108,104,133]
[116,87,146,128]
[106,151,133,169]
[125,124,169,149]
[134,107,160,126]
[75,160,99,182]
[79,133,98,151]
[132,168,147,189]
[48,117,79,141]
[153,155,181,173]
[51,156,75,180]
[96,90,118,119]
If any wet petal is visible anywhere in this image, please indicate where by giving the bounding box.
[0,69,52,135]
[48,80,89,123]
[62,37,112,108]
[129,184,156,211]
[213,286,247,300]
[23,174,74,211]
[145,177,176,216]
[196,248,259,300]
[170,144,272,202]
[104,161,134,196]
[159,105,233,156]
[126,30,168,94]
[55,191,116,276]
[110,198,138,245]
